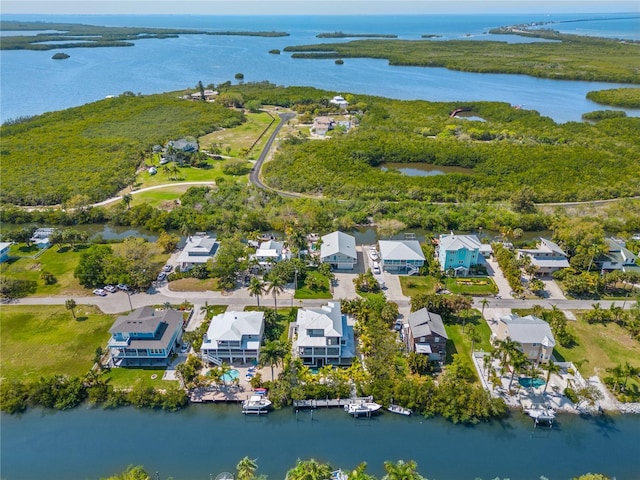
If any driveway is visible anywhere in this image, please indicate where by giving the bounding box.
[484,256,514,299]
[541,278,566,300]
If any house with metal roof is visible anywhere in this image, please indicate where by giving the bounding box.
[404,308,448,362]
[177,234,220,271]
[378,240,425,273]
[293,302,355,367]
[517,238,569,276]
[108,307,184,367]
[250,239,290,271]
[595,238,639,274]
[437,233,487,276]
[493,314,556,364]
[320,231,357,270]
[201,311,265,365]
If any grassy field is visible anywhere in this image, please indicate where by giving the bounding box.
[399,275,438,297]
[445,313,493,381]
[294,271,332,299]
[0,244,88,296]
[200,111,275,159]
[444,277,498,296]
[168,277,221,292]
[103,367,176,389]
[0,305,114,381]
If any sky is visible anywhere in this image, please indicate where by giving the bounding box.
[2,0,638,15]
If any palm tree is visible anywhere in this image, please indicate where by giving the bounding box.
[466,324,481,353]
[286,459,333,480]
[543,360,561,394]
[248,277,265,307]
[267,275,286,317]
[218,362,232,386]
[382,460,424,480]
[507,351,529,391]
[480,298,489,318]
[260,340,287,381]
[122,193,133,210]
[65,299,77,319]
[236,456,258,480]
[349,462,376,480]
[622,361,640,390]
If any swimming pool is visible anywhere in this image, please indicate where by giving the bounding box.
[222,369,240,382]
[518,377,545,388]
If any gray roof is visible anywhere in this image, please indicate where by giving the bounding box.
[178,235,219,264]
[407,308,448,340]
[204,310,264,343]
[438,234,482,252]
[320,231,356,260]
[297,302,344,347]
[110,307,183,350]
[500,314,556,348]
[379,240,425,261]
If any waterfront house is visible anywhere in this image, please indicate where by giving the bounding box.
[436,233,485,276]
[189,89,218,101]
[29,228,55,249]
[320,231,357,270]
[378,240,425,273]
[517,238,569,276]
[312,116,335,136]
[292,302,355,367]
[329,95,348,108]
[108,307,184,367]
[404,308,448,362]
[492,313,556,364]
[0,242,11,263]
[250,239,290,271]
[201,310,265,365]
[595,238,639,274]
[177,234,219,271]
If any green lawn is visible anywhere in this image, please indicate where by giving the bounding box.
[200,111,275,158]
[168,277,221,292]
[444,277,498,296]
[0,305,115,381]
[294,270,332,299]
[0,244,88,296]
[399,275,438,297]
[103,367,175,389]
[444,312,493,381]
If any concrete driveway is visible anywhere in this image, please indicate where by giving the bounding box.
[484,256,515,299]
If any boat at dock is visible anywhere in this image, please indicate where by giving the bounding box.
[526,407,555,426]
[344,401,382,417]
[387,404,412,416]
[242,395,272,414]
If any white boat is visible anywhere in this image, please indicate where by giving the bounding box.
[387,404,412,416]
[242,395,272,414]
[344,401,382,416]
[369,250,379,261]
[526,407,555,425]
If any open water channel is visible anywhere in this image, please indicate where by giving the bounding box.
[2,405,640,480]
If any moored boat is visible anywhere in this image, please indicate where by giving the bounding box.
[344,401,382,417]
[242,395,272,414]
[387,404,412,416]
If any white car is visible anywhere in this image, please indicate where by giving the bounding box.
[157,272,166,282]
[373,265,381,275]
[369,250,379,261]
[117,284,129,291]
[93,288,107,296]
[103,285,117,293]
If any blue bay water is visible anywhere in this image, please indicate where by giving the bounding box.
[2,406,640,480]
[1,13,639,123]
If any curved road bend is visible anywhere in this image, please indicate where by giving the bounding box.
[249,112,300,197]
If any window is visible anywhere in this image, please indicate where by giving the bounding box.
[307,329,324,337]
[434,337,440,343]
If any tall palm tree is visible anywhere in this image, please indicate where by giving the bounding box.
[349,462,376,480]
[382,460,424,480]
[267,275,286,317]
[248,277,265,307]
[236,456,258,480]
[507,351,529,391]
[286,459,333,480]
[466,324,481,353]
[543,360,561,394]
[65,299,77,319]
[260,340,287,381]
[218,362,232,386]
[480,298,489,318]
[122,193,133,210]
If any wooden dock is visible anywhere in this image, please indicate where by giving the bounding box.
[293,396,373,409]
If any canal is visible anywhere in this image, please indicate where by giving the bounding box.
[2,405,639,479]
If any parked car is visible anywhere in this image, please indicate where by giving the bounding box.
[162,264,173,272]
[157,272,166,282]
[103,285,117,293]
[93,288,107,296]
[373,265,381,275]
[180,342,190,354]
[394,319,403,331]
[117,284,129,291]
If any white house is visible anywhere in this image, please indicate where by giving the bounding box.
[378,240,425,273]
[320,231,357,270]
[201,310,265,365]
[595,238,639,273]
[177,234,219,270]
[250,240,290,271]
[329,95,348,108]
[30,228,55,249]
[492,313,556,364]
[517,238,569,276]
[293,302,355,367]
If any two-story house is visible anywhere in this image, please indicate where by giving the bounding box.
[378,240,425,273]
[492,313,556,364]
[595,238,639,274]
[320,231,357,270]
[250,240,290,271]
[517,238,569,276]
[404,308,448,362]
[293,302,355,367]
[177,234,219,271]
[108,307,184,367]
[201,311,265,365]
[437,233,485,276]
